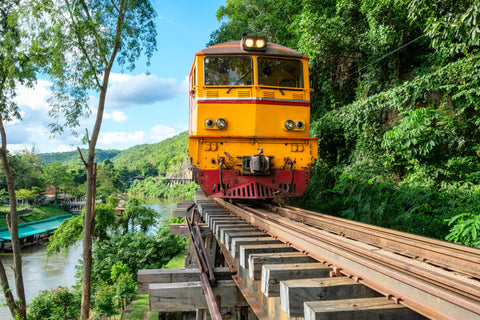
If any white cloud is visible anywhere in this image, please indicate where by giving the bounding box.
[106,73,184,109]
[98,131,146,146]
[149,125,176,141]
[14,80,52,111]
[55,145,78,152]
[104,111,128,122]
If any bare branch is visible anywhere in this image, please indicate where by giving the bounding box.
[77,146,87,167]
[109,0,120,14]
[80,0,109,65]
[64,0,102,88]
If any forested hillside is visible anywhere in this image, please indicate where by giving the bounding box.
[209,0,480,247]
[39,132,189,178]
[111,131,189,178]
[40,149,121,165]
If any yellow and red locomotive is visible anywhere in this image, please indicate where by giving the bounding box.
[188,35,318,199]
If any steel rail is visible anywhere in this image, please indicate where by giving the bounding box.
[186,213,222,320]
[265,203,480,278]
[215,198,480,320]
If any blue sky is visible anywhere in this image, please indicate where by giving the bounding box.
[7,0,226,153]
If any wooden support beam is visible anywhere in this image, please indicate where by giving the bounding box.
[231,237,283,258]
[304,297,428,320]
[240,244,297,268]
[137,267,232,294]
[176,201,194,208]
[248,252,316,280]
[149,280,248,312]
[205,214,233,226]
[173,208,189,217]
[217,226,257,243]
[261,263,330,297]
[280,277,381,317]
[211,219,247,233]
[197,205,227,216]
[169,223,210,237]
[216,223,253,238]
[224,231,267,250]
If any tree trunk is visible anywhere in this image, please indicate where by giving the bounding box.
[79,4,124,318]
[0,114,26,319]
[80,81,109,320]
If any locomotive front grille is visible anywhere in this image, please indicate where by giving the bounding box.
[236,90,251,98]
[262,91,275,99]
[205,90,219,98]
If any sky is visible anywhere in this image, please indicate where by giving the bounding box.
[6,0,226,154]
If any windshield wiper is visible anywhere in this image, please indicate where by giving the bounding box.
[227,71,251,93]
[260,72,284,95]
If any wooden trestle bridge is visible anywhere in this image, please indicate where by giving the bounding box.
[138,190,480,319]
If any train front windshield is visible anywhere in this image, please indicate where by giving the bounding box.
[258,58,303,88]
[204,56,303,88]
[204,56,253,86]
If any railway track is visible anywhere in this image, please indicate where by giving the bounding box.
[212,196,480,319]
[140,191,480,319]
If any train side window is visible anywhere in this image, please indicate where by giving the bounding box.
[192,67,196,87]
[204,56,253,86]
[257,58,303,88]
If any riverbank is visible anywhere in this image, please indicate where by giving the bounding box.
[0,204,72,228]
[0,199,180,319]
[0,214,73,252]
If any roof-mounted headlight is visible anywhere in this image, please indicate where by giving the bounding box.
[242,34,267,51]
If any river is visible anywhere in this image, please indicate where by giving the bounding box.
[0,199,177,319]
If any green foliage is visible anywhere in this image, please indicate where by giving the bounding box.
[46,214,83,258]
[128,177,198,200]
[0,204,71,227]
[307,53,480,241]
[90,221,187,287]
[31,0,158,134]
[116,198,157,234]
[446,213,480,248]
[0,0,37,121]
[408,0,480,56]
[39,149,121,165]
[208,0,302,48]
[27,287,81,320]
[111,132,189,178]
[121,294,158,320]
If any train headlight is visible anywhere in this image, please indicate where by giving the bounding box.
[245,38,254,48]
[216,118,227,129]
[255,38,266,49]
[296,121,305,129]
[242,34,267,51]
[205,119,215,128]
[284,120,295,130]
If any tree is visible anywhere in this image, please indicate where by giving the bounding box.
[33,1,157,317]
[28,286,81,320]
[42,161,72,205]
[117,197,157,234]
[0,0,37,318]
[0,147,44,190]
[408,0,480,56]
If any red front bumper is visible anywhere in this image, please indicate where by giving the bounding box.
[197,169,311,199]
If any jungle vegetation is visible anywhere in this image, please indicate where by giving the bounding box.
[0,132,196,203]
[209,0,480,248]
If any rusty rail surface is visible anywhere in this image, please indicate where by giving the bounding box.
[185,207,223,320]
[214,198,480,320]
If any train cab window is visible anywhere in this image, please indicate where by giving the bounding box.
[204,56,253,86]
[258,58,303,88]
